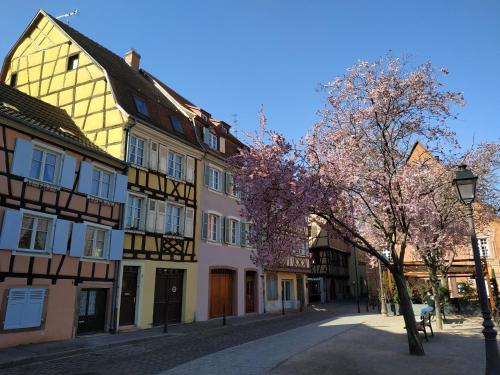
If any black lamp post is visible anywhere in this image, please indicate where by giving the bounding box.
[453,164,500,374]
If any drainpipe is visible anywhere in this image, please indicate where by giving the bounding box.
[110,118,136,334]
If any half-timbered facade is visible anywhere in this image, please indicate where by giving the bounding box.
[1,10,203,328]
[0,83,126,347]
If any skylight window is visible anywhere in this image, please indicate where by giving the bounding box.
[170,116,184,133]
[134,96,149,117]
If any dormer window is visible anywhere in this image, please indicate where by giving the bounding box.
[67,54,79,71]
[170,115,184,134]
[207,131,218,150]
[134,96,149,117]
[201,113,209,121]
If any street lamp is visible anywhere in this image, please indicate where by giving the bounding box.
[453,164,500,374]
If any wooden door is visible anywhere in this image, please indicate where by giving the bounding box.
[209,269,234,318]
[120,266,139,326]
[245,271,256,313]
[153,268,184,326]
[78,288,107,334]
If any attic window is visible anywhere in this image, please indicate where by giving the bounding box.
[9,73,17,87]
[201,113,209,121]
[134,96,149,117]
[67,54,79,71]
[170,116,184,134]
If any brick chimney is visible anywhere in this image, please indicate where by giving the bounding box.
[124,49,141,70]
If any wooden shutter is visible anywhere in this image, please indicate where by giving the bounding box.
[218,216,224,243]
[204,163,210,186]
[225,173,231,194]
[219,137,226,153]
[157,201,166,233]
[78,162,93,195]
[60,155,76,189]
[186,156,195,183]
[113,174,128,204]
[52,219,70,255]
[201,212,208,240]
[235,220,241,246]
[70,223,86,257]
[159,144,168,174]
[0,209,22,249]
[150,141,158,170]
[224,217,230,243]
[11,138,33,177]
[146,199,157,233]
[4,288,46,330]
[184,207,194,238]
[203,127,209,144]
[109,230,124,260]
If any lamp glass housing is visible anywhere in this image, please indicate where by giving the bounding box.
[453,164,478,204]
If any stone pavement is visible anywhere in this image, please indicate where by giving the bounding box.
[0,302,359,374]
[162,311,490,375]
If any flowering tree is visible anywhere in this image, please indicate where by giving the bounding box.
[408,143,499,330]
[230,56,465,356]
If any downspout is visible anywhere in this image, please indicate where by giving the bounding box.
[110,118,136,333]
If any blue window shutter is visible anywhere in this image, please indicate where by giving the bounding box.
[204,163,210,186]
[70,223,86,257]
[201,212,208,240]
[113,174,128,203]
[109,230,124,260]
[60,155,76,189]
[24,289,46,328]
[4,288,45,330]
[52,219,70,255]
[0,210,22,249]
[78,162,93,195]
[11,138,33,177]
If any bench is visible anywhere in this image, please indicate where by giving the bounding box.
[417,311,434,342]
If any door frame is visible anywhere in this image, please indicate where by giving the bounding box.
[119,265,140,327]
[118,263,143,329]
[152,268,185,325]
[208,266,237,318]
[244,269,258,314]
[74,283,112,336]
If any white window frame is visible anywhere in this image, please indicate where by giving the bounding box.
[126,193,146,230]
[90,165,115,200]
[149,141,159,171]
[167,151,184,180]
[83,223,110,259]
[208,165,222,191]
[29,143,63,185]
[17,210,56,253]
[207,132,218,150]
[128,135,146,166]
[165,203,184,236]
[158,144,168,174]
[207,213,220,242]
[229,218,239,245]
[478,238,490,258]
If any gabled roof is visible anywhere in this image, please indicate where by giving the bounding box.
[41,11,201,149]
[0,82,117,158]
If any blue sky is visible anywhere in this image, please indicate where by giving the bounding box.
[2,1,499,148]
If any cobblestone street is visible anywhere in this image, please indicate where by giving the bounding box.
[2,303,361,375]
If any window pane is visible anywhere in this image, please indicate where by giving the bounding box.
[128,137,137,163]
[92,170,100,196]
[43,152,57,183]
[30,149,43,179]
[137,139,144,165]
[84,228,94,257]
[19,216,34,249]
[95,230,105,257]
[101,172,111,198]
[34,218,50,250]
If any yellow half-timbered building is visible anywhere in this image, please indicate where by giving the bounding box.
[1,10,204,328]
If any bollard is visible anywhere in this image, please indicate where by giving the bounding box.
[222,304,226,326]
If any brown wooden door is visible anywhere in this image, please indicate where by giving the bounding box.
[153,268,184,326]
[210,269,234,318]
[78,288,107,335]
[245,271,256,313]
[120,266,139,326]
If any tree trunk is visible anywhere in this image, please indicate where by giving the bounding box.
[393,270,425,355]
[431,283,443,330]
